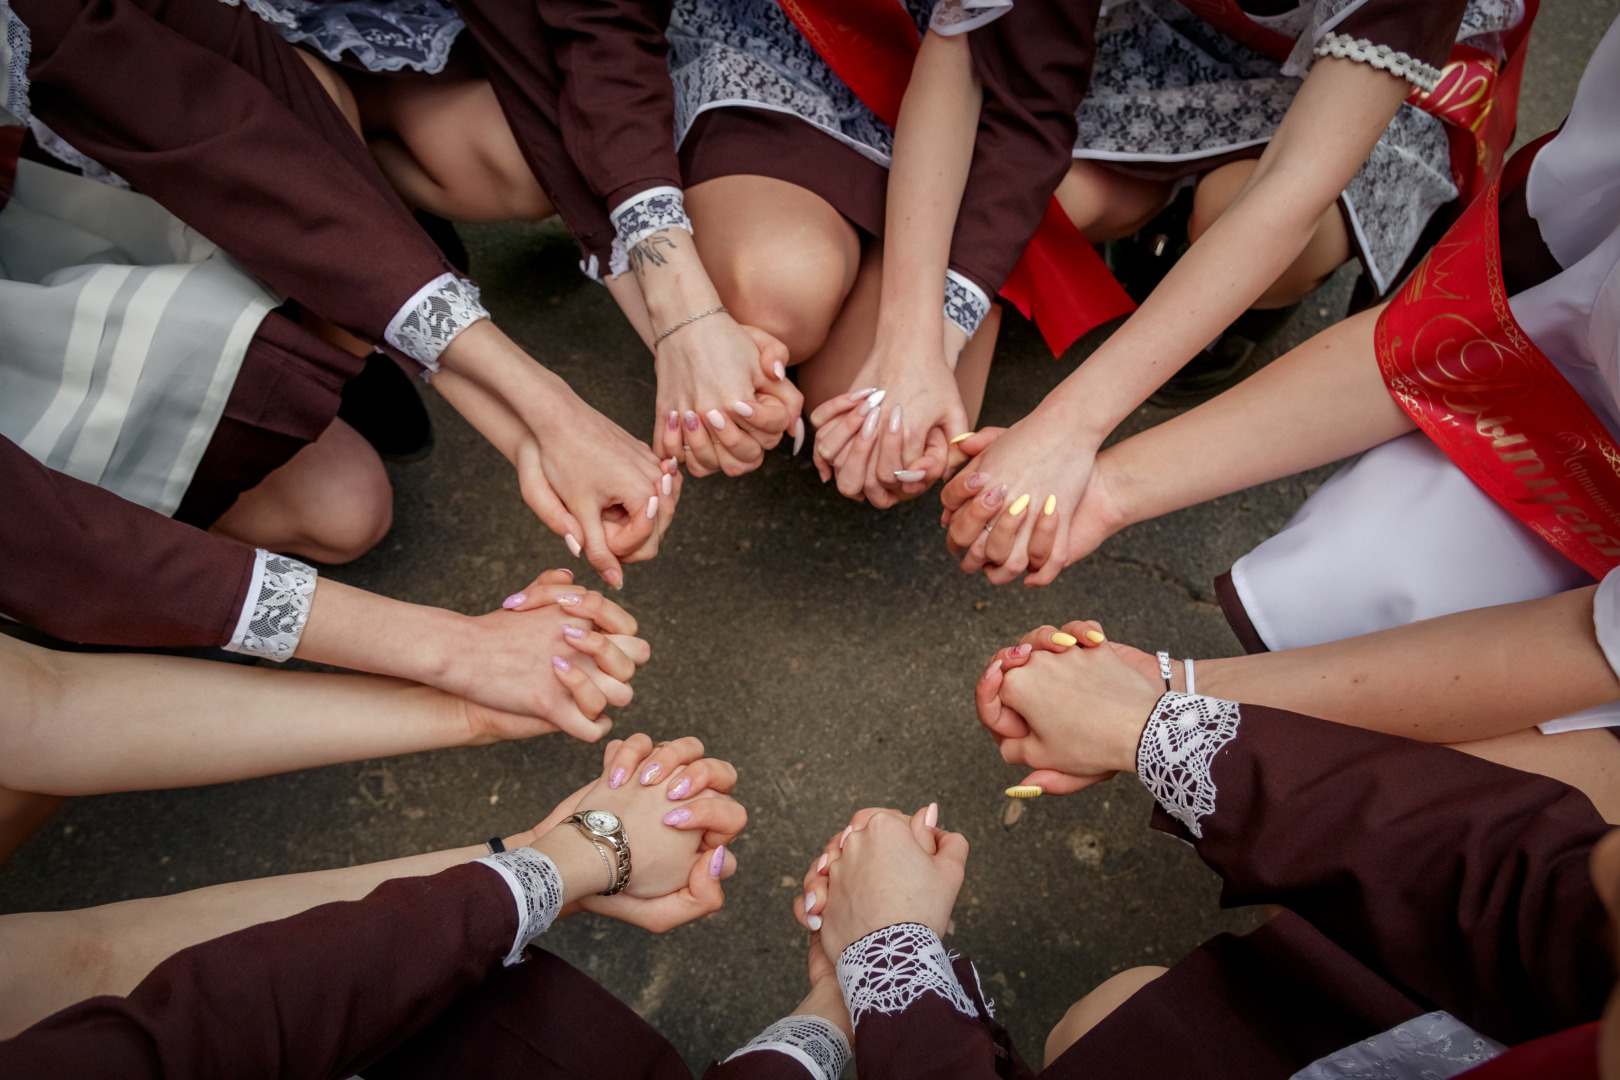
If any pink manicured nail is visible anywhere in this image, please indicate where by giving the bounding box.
[503,593,526,609]
[815,853,828,873]
[894,470,926,482]
[684,411,701,432]
[965,473,986,492]
[609,767,627,789]
[889,404,902,433]
[667,411,679,430]
[839,826,853,848]
[862,409,880,440]
[663,807,691,826]
[666,776,691,800]
[985,658,1003,678]
[709,845,726,878]
[792,417,805,456]
[804,890,819,914]
[647,495,659,519]
[557,593,582,606]
[705,409,728,431]
[662,472,672,496]
[557,568,574,580]
[925,803,939,829]
[551,656,571,672]
[563,625,586,640]
[850,387,877,401]
[1009,643,1030,658]
[773,360,787,381]
[984,484,1007,509]
[733,400,756,418]
[565,533,583,557]
[640,763,661,785]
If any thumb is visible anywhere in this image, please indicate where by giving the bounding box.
[908,804,941,854]
[946,426,1004,470]
[517,441,587,550]
[1020,769,1112,795]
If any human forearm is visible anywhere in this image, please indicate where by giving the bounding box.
[294,578,467,687]
[437,319,582,436]
[1194,587,1620,741]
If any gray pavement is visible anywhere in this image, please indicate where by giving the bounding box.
[2,3,1613,1069]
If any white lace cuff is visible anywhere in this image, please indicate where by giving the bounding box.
[944,271,991,339]
[929,0,1013,35]
[223,550,317,662]
[1314,33,1443,93]
[3,1,30,126]
[608,186,693,278]
[383,272,488,370]
[476,847,565,967]
[725,1016,851,1080]
[1136,692,1242,839]
[836,923,978,1030]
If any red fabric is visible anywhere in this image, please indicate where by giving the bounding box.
[774,0,1134,356]
[1176,0,1297,60]
[1459,1023,1602,1080]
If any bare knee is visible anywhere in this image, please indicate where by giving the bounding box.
[712,235,854,360]
[1056,161,1171,242]
[1045,965,1168,1066]
[301,440,392,563]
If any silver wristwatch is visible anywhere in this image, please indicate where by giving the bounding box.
[566,810,632,895]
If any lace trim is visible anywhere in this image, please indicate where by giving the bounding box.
[929,0,1013,36]
[725,1016,852,1080]
[255,0,465,75]
[383,272,487,369]
[608,187,692,278]
[27,120,132,189]
[1292,1010,1505,1079]
[944,271,991,339]
[1136,692,1241,839]
[2,0,28,125]
[224,550,317,662]
[476,847,565,967]
[1314,33,1442,93]
[836,923,977,1030]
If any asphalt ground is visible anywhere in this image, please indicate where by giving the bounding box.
[2,3,1613,1069]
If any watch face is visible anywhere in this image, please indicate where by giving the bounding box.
[583,810,621,834]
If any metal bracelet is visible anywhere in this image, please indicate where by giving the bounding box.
[652,305,728,349]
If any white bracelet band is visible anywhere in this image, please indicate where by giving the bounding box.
[1184,658,1196,695]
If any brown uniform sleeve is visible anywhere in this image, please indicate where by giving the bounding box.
[1328,0,1471,74]
[0,434,254,649]
[842,956,1035,1080]
[0,863,519,1080]
[1163,704,1615,1045]
[13,0,454,348]
[454,0,683,270]
[947,0,1100,297]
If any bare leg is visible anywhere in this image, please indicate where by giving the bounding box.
[954,303,1002,427]
[209,418,393,564]
[1450,727,1620,824]
[1055,160,1173,243]
[0,786,64,867]
[794,238,884,414]
[1190,159,1349,309]
[1044,965,1169,1065]
[686,174,861,362]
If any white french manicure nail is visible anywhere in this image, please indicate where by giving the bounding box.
[792,417,805,456]
[807,914,822,931]
[894,469,927,482]
[647,495,659,519]
[565,533,582,557]
[773,360,786,380]
[733,400,756,418]
[850,387,877,402]
[662,472,672,496]
[862,409,880,440]
[889,404,902,433]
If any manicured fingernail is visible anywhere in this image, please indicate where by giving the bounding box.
[1051,631,1078,647]
[684,411,701,432]
[862,409,880,440]
[1009,643,1030,658]
[950,431,974,444]
[815,853,828,873]
[733,400,755,418]
[662,472,672,496]
[1008,493,1031,517]
[705,409,728,431]
[647,495,659,519]
[965,473,986,492]
[807,913,822,931]
[609,767,627,789]
[1087,630,1107,644]
[805,890,819,913]
[850,387,877,401]
[667,411,679,430]
[1006,785,1043,798]
[889,404,902,433]
[859,390,887,416]
[709,845,726,878]
[1043,494,1057,516]
[557,593,582,606]
[557,568,574,580]
[773,360,786,380]
[839,826,853,848]
[640,763,661,785]
[563,625,587,640]
[792,417,805,456]
[603,568,624,591]
[985,658,1003,678]
[565,533,583,557]
[925,803,939,829]
[662,807,691,825]
[503,593,526,609]
[551,656,571,672]
[894,470,927,482]
[664,457,679,474]
[984,484,1007,509]
[666,776,691,800]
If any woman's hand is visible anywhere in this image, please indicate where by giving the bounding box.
[976,622,1163,793]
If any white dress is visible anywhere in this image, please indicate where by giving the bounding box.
[1227,13,1620,732]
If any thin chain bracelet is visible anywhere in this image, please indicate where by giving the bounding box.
[585,837,616,893]
[653,305,727,349]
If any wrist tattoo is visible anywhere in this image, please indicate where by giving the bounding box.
[630,232,679,273]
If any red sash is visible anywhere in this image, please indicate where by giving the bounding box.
[776,0,1135,356]
[1180,0,1538,205]
[1374,141,1620,579]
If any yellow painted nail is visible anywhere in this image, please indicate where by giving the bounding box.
[1051,631,1078,647]
[1043,494,1057,516]
[1085,630,1106,643]
[1005,785,1044,799]
[950,431,975,444]
[1007,493,1031,517]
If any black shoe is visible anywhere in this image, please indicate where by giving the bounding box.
[338,351,435,462]
[1105,187,1195,304]
[414,209,470,274]
[1149,304,1299,408]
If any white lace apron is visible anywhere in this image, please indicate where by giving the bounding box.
[220,0,464,74]
[0,153,279,515]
